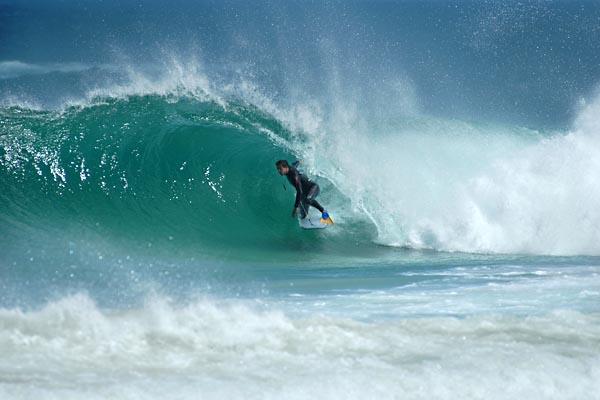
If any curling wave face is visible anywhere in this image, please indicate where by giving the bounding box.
[0,94,344,260]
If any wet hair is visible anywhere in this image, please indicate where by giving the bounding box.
[275,160,289,168]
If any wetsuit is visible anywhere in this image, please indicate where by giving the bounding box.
[285,165,324,218]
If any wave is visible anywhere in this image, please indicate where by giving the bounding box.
[1,62,600,257]
[0,293,599,399]
[283,90,600,255]
[313,109,600,255]
[0,96,350,261]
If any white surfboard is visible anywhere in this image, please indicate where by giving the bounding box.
[299,216,329,229]
[298,211,333,229]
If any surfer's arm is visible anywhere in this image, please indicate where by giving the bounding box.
[293,185,303,209]
[292,172,303,209]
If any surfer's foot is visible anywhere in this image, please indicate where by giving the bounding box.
[321,211,329,219]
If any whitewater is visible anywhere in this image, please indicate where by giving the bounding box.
[1,1,600,399]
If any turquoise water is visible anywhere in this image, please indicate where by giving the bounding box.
[1,1,600,399]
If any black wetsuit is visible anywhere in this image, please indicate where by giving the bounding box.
[285,165,324,218]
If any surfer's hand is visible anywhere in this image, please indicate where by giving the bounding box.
[291,207,298,218]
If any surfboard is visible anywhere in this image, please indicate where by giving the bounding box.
[299,216,329,229]
[298,213,334,229]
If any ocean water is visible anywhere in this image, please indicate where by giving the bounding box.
[1,1,600,399]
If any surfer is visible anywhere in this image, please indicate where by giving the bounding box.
[276,160,330,221]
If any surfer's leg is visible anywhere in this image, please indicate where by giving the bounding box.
[306,184,324,213]
[309,199,324,213]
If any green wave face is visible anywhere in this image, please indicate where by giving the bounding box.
[0,96,373,263]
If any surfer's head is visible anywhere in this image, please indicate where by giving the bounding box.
[275,160,290,175]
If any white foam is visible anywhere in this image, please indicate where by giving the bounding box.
[0,294,598,399]
[286,90,600,255]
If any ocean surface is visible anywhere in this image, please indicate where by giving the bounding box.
[1,1,600,399]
